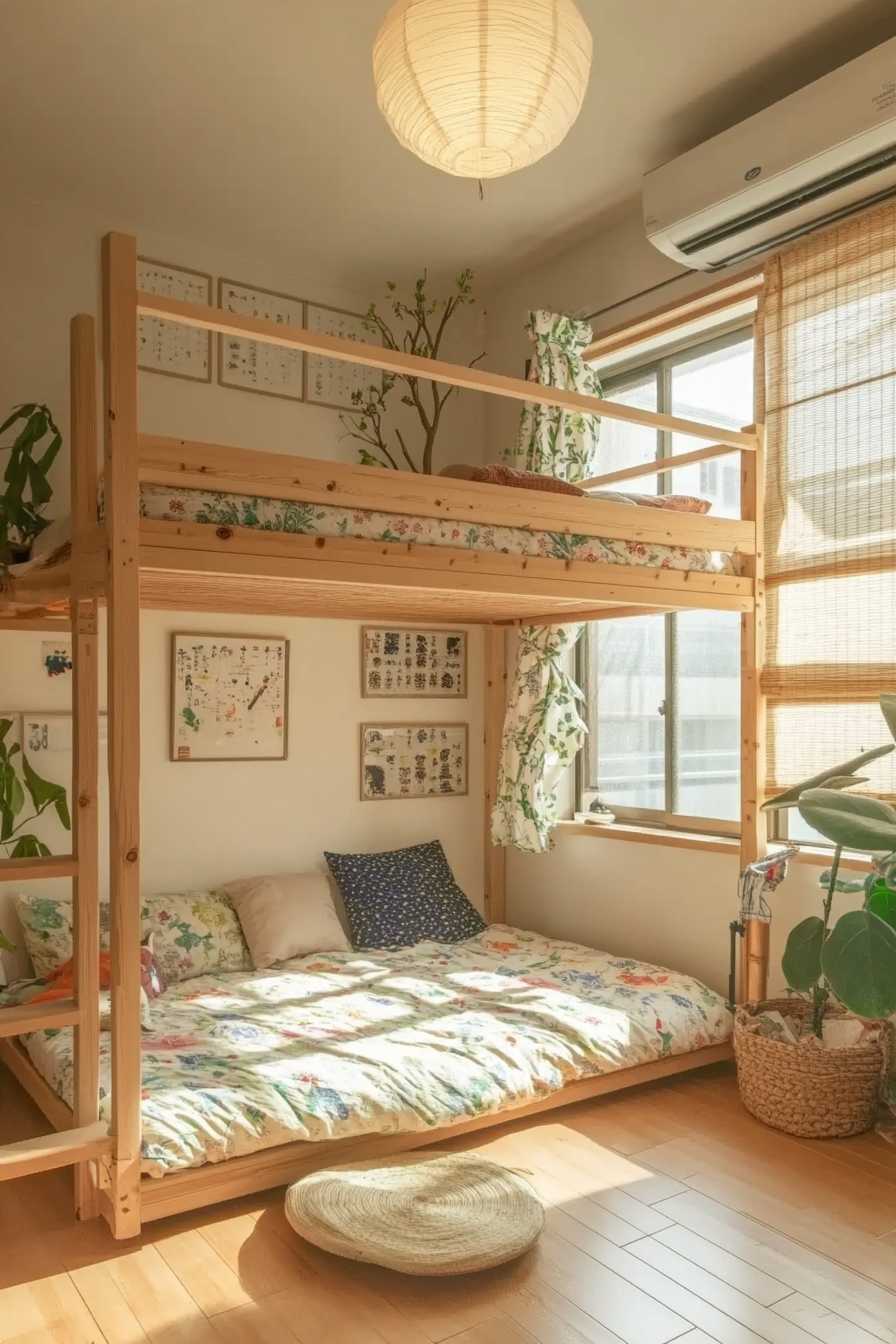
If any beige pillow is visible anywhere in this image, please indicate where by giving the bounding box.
[224,872,351,969]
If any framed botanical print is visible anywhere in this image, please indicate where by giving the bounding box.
[304,301,380,411]
[137,257,212,383]
[170,633,289,761]
[218,278,305,402]
[360,723,468,801]
[362,627,467,698]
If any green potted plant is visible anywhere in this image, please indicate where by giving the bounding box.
[0,403,62,566]
[734,695,896,1137]
[0,717,70,859]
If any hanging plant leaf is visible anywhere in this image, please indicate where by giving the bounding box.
[880,693,896,744]
[817,868,867,894]
[798,789,896,852]
[1,402,62,550]
[782,916,825,991]
[821,909,896,1019]
[0,405,36,435]
[867,882,896,933]
[21,752,71,830]
[8,834,52,859]
[762,745,894,810]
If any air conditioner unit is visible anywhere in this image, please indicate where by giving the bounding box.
[643,37,896,271]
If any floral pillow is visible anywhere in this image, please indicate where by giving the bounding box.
[141,892,252,984]
[14,890,250,984]
[13,895,111,979]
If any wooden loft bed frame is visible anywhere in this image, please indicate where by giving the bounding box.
[0,231,767,1239]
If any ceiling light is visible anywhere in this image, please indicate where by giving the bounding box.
[372,0,592,180]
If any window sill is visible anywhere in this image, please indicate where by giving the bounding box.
[555,820,874,871]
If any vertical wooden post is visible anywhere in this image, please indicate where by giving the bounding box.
[70,315,101,1221]
[740,422,768,1003]
[483,626,506,925]
[102,233,142,1238]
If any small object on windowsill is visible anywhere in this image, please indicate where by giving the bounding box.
[572,805,615,825]
[587,798,615,824]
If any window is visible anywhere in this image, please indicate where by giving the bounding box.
[580,325,754,834]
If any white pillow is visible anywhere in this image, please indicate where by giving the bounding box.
[224,872,351,969]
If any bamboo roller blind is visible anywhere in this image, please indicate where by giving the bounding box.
[764,202,896,798]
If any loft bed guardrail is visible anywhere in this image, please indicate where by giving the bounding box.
[0,232,767,1240]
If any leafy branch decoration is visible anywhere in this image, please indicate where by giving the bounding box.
[340,270,483,475]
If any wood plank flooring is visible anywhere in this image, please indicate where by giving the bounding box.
[2,1062,896,1344]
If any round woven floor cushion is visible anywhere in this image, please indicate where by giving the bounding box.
[284,1152,545,1276]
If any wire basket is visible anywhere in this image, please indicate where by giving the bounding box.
[734,998,890,1138]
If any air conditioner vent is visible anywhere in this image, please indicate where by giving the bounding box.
[680,143,896,257]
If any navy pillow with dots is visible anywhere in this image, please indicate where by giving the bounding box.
[324,840,486,950]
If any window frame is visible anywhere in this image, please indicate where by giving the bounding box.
[577,318,755,840]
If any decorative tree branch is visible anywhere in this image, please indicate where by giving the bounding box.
[340,269,480,475]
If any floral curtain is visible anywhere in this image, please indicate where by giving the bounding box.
[503,309,602,483]
[491,311,601,854]
[490,624,588,853]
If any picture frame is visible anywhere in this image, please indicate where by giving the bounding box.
[217,278,305,402]
[137,257,212,383]
[170,633,289,762]
[304,301,381,412]
[361,627,468,698]
[360,723,468,801]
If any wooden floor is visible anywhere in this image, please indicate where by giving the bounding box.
[2,1062,896,1344]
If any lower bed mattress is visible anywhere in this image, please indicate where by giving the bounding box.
[19,925,732,1178]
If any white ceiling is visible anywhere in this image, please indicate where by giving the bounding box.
[3,0,896,291]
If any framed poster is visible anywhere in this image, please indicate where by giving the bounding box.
[305,302,380,411]
[41,640,73,678]
[362,627,467,698]
[137,257,212,383]
[360,723,468,801]
[218,278,305,402]
[170,633,289,761]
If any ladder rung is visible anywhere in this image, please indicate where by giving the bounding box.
[0,855,79,883]
[0,999,81,1038]
[0,1122,110,1182]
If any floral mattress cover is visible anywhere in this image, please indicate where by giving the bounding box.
[17,925,732,1179]
[135,482,740,575]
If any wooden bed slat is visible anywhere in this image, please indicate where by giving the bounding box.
[138,521,753,612]
[134,295,759,452]
[0,855,79,883]
[581,441,744,490]
[137,433,757,555]
[0,1122,110,1182]
[0,1000,80,1037]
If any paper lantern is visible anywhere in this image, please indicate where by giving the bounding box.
[372,0,592,179]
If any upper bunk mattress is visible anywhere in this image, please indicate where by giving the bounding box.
[136,482,740,575]
[18,925,732,1179]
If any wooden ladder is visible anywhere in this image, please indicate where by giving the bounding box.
[0,314,109,1216]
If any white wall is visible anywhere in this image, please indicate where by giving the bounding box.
[0,197,486,980]
[485,203,851,999]
[0,615,483,982]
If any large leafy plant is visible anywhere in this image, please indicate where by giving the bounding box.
[341,271,483,475]
[0,403,62,555]
[0,717,70,861]
[763,694,896,1031]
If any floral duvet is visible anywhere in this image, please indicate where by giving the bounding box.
[20,926,732,1179]
[134,482,739,576]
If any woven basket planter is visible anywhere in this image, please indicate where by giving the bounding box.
[734,998,889,1138]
